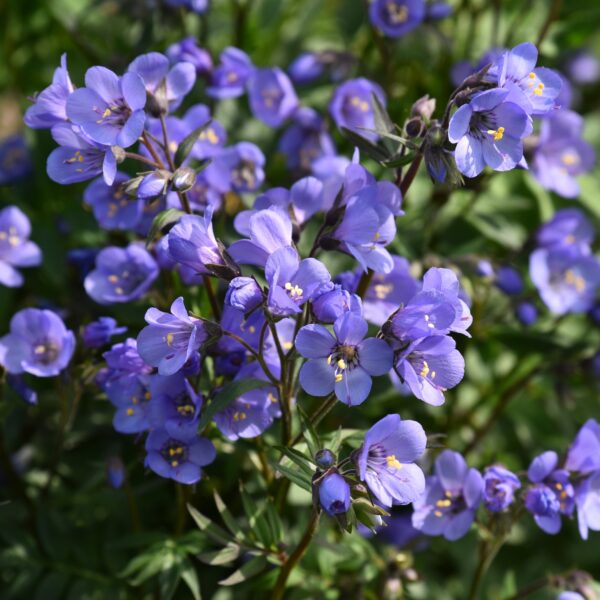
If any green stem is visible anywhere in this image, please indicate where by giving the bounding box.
[467,538,505,600]
[222,330,279,385]
[271,510,321,600]
[203,275,222,320]
[536,0,563,46]
[289,393,337,448]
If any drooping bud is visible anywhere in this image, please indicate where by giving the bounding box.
[172,166,196,192]
[315,448,336,469]
[318,472,351,516]
[225,277,264,313]
[137,170,172,199]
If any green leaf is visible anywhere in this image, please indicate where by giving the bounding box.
[197,543,241,566]
[218,555,268,586]
[146,208,185,247]
[213,490,246,542]
[180,558,202,600]
[263,502,284,548]
[175,121,213,166]
[197,379,270,432]
[271,461,312,492]
[187,505,232,545]
[275,446,315,476]
[382,152,416,169]
[296,406,320,458]
[340,127,390,162]
[371,92,397,154]
[239,484,272,547]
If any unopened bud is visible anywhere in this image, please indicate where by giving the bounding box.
[405,117,424,138]
[172,167,196,192]
[315,449,336,469]
[111,145,126,164]
[411,95,436,120]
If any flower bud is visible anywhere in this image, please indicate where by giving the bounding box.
[516,302,538,326]
[315,448,336,469]
[318,472,350,516]
[225,277,263,313]
[137,170,172,199]
[312,286,362,324]
[495,266,524,296]
[106,456,125,489]
[111,145,126,164]
[405,117,424,138]
[172,167,196,192]
[411,95,436,121]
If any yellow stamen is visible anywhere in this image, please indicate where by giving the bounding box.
[335,373,343,383]
[337,359,347,370]
[386,455,402,469]
[487,126,505,141]
[420,360,430,378]
[126,408,134,416]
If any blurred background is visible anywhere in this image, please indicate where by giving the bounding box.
[1,0,599,598]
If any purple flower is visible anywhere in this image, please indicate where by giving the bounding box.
[225,277,264,313]
[412,450,483,541]
[205,142,265,193]
[214,363,280,440]
[265,247,332,317]
[288,53,325,85]
[66,66,146,148]
[312,285,362,324]
[566,419,600,476]
[297,313,393,406]
[563,50,600,85]
[490,42,563,116]
[525,451,575,534]
[247,68,299,127]
[0,206,42,288]
[529,247,600,315]
[532,110,595,198]
[128,52,196,113]
[329,78,386,143]
[207,47,254,99]
[448,88,530,177]
[24,53,74,129]
[394,336,465,406]
[359,256,420,326]
[574,470,600,541]
[536,209,594,257]
[319,473,351,516]
[166,37,213,77]
[0,135,33,185]
[145,427,215,484]
[137,297,216,376]
[278,107,336,173]
[356,414,426,507]
[483,465,521,512]
[228,208,292,267]
[47,124,117,185]
[84,243,159,305]
[451,49,505,88]
[147,373,202,436]
[495,265,524,295]
[368,0,426,38]
[0,308,75,377]
[557,593,585,600]
[82,317,127,348]
[167,211,225,276]
[83,172,143,231]
[516,301,538,326]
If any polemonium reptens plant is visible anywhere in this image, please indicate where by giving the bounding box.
[5,2,600,599]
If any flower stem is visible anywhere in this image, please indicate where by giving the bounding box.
[467,537,506,600]
[271,509,321,600]
[202,275,221,320]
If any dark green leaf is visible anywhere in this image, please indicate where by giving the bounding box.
[197,379,270,432]
[180,558,202,600]
[239,484,272,547]
[263,502,284,548]
[340,127,390,162]
[187,505,232,545]
[175,121,213,166]
[296,406,320,458]
[371,92,397,154]
[146,208,185,247]
[382,152,416,169]
[218,555,268,586]
[275,446,315,476]
[271,461,312,492]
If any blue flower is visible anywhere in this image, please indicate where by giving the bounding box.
[297,313,393,406]
[66,66,146,148]
[0,308,75,377]
[494,266,524,295]
[265,246,332,317]
[536,209,594,257]
[516,301,538,326]
[356,414,426,507]
[47,124,117,185]
[106,456,126,489]
[574,470,600,541]
[482,465,521,512]
[448,88,530,177]
[137,297,216,376]
[83,172,143,231]
[525,451,575,535]
[329,78,386,142]
[368,0,426,38]
[0,135,33,185]
[84,244,159,304]
[247,68,299,127]
[312,285,362,324]
[412,450,483,541]
[318,473,351,516]
[145,426,216,484]
[225,277,264,313]
[164,0,209,13]
[205,142,265,193]
[0,206,41,288]
[82,317,127,349]
[166,37,213,77]
[24,54,74,129]
[532,110,596,198]
[288,53,325,85]
[207,47,254,99]
[128,52,196,113]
